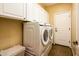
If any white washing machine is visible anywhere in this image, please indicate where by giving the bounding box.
[41,24,53,56]
[23,22,51,56]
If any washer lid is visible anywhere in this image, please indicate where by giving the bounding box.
[41,29,49,46]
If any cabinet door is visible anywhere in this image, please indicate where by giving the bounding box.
[26,3,48,23]
[35,4,45,24]
[34,4,41,22]
[43,10,49,24]
[27,4,34,21]
[38,5,49,24]
[38,7,43,24]
[27,4,37,22]
[0,3,3,15]
[3,3,25,20]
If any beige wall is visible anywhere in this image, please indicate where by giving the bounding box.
[0,18,22,50]
[44,4,76,43]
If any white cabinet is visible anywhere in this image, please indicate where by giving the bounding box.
[0,3,48,22]
[26,3,49,24]
[0,3,26,21]
[0,3,3,14]
[43,8,49,24]
[3,3,26,20]
[26,4,41,22]
[38,6,49,24]
[34,4,42,23]
[27,4,37,21]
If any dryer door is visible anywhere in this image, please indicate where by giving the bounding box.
[49,28,54,44]
[49,28,54,40]
[41,28,49,46]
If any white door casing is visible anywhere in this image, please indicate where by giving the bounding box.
[54,11,71,47]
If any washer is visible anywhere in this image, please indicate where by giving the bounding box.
[23,22,51,56]
[41,24,53,55]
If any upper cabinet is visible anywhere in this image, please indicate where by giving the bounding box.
[0,3,3,14]
[38,5,49,24]
[26,4,37,22]
[26,3,49,24]
[0,3,26,21]
[0,3,48,22]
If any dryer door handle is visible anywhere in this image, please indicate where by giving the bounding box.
[55,28,57,32]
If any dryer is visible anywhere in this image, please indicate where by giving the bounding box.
[23,22,51,56]
[48,26,54,44]
[45,24,54,44]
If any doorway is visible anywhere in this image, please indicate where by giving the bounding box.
[54,11,71,47]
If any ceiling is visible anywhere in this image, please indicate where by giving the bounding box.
[39,3,56,7]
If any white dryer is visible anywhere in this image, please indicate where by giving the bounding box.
[23,22,51,56]
[45,24,54,44]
